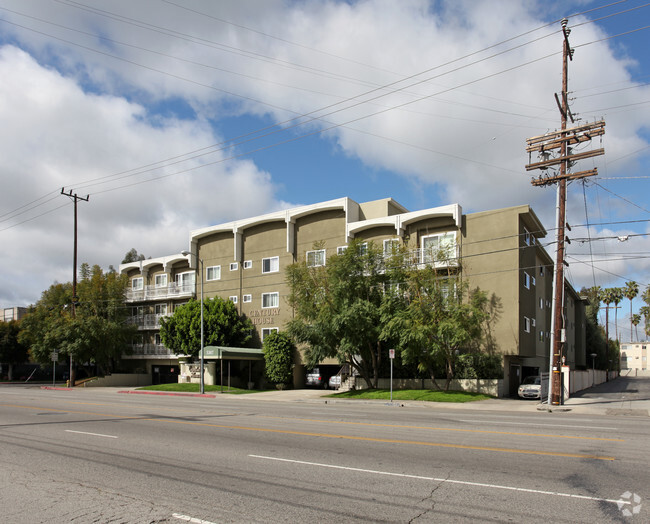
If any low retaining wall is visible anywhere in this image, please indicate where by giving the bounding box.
[359,378,504,397]
[81,373,151,387]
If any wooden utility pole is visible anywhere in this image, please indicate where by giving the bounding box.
[525,19,605,405]
[61,187,89,387]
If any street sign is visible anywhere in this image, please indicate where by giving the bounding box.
[51,352,58,362]
[389,349,395,359]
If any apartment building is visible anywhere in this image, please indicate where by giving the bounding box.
[620,342,648,371]
[119,197,587,394]
[2,307,27,322]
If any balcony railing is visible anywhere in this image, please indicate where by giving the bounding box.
[386,247,459,269]
[125,283,194,302]
[126,343,177,357]
[127,314,169,330]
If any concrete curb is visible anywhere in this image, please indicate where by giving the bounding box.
[117,390,217,398]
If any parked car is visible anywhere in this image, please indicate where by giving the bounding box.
[328,375,341,390]
[305,368,326,388]
[518,375,541,399]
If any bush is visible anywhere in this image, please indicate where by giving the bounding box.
[262,331,295,386]
[455,353,503,379]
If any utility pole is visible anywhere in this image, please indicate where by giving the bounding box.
[525,19,605,406]
[61,187,89,387]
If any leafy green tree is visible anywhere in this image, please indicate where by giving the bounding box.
[580,286,607,369]
[159,297,253,357]
[381,267,492,390]
[121,248,145,264]
[286,240,388,388]
[262,331,295,388]
[0,320,28,381]
[19,265,133,384]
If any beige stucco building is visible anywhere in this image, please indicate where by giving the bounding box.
[119,197,587,395]
[620,342,649,371]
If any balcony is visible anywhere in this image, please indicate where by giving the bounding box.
[125,283,194,303]
[126,343,177,357]
[127,314,169,330]
[386,247,459,269]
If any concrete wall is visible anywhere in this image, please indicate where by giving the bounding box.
[82,374,151,387]
[360,378,504,397]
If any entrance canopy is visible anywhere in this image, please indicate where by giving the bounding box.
[202,346,264,361]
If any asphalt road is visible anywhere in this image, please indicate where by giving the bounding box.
[0,383,648,523]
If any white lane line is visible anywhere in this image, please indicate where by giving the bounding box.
[249,454,627,506]
[172,513,218,524]
[64,430,118,439]
[458,420,617,430]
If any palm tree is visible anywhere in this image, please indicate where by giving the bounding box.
[640,306,650,340]
[611,287,624,344]
[624,281,639,342]
[631,314,641,343]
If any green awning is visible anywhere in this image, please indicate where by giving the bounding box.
[202,346,264,360]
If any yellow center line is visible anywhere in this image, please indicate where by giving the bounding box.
[260,415,624,442]
[3,404,616,461]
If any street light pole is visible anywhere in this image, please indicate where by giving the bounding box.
[182,250,204,395]
[590,352,597,387]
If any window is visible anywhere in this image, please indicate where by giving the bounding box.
[524,317,531,333]
[359,242,368,255]
[539,331,544,341]
[539,265,545,276]
[532,318,536,327]
[229,296,238,304]
[132,277,143,290]
[262,256,279,273]
[206,266,221,281]
[155,274,167,288]
[531,276,536,286]
[243,260,252,269]
[524,272,530,289]
[539,298,544,309]
[262,327,279,341]
[155,333,161,346]
[306,249,326,267]
[155,304,167,316]
[243,294,252,303]
[262,292,279,309]
[337,246,347,255]
[383,238,400,256]
[175,271,195,291]
[421,232,456,263]
[524,228,535,246]
[230,262,238,271]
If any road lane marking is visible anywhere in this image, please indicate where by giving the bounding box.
[458,419,619,430]
[172,514,218,524]
[148,418,614,460]
[65,430,118,439]
[260,416,623,441]
[4,404,616,460]
[249,455,627,505]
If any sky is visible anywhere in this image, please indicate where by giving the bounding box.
[0,0,649,340]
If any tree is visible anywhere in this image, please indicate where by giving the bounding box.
[122,248,145,264]
[159,297,253,357]
[19,265,134,382]
[262,331,295,388]
[580,286,607,369]
[624,281,639,342]
[381,267,493,390]
[0,320,28,381]
[286,240,388,388]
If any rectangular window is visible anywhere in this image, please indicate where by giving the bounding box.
[539,331,544,341]
[262,327,279,341]
[243,260,252,270]
[359,242,368,255]
[230,262,238,271]
[262,256,279,273]
[524,317,531,333]
[421,232,456,263]
[229,296,238,304]
[306,249,326,267]
[262,292,279,309]
[155,304,167,315]
[532,318,536,327]
[337,246,347,255]
[175,271,195,291]
[531,276,536,286]
[539,265,545,276]
[539,298,544,309]
[206,266,221,281]
[383,238,400,256]
[155,274,167,288]
[132,277,143,290]
[524,272,530,289]
[243,294,252,303]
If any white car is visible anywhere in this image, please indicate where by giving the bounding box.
[518,376,541,399]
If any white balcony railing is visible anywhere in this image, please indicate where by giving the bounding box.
[127,343,176,356]
[127,314,170,330]
[386,247,459,269]
[125,283,194,302]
